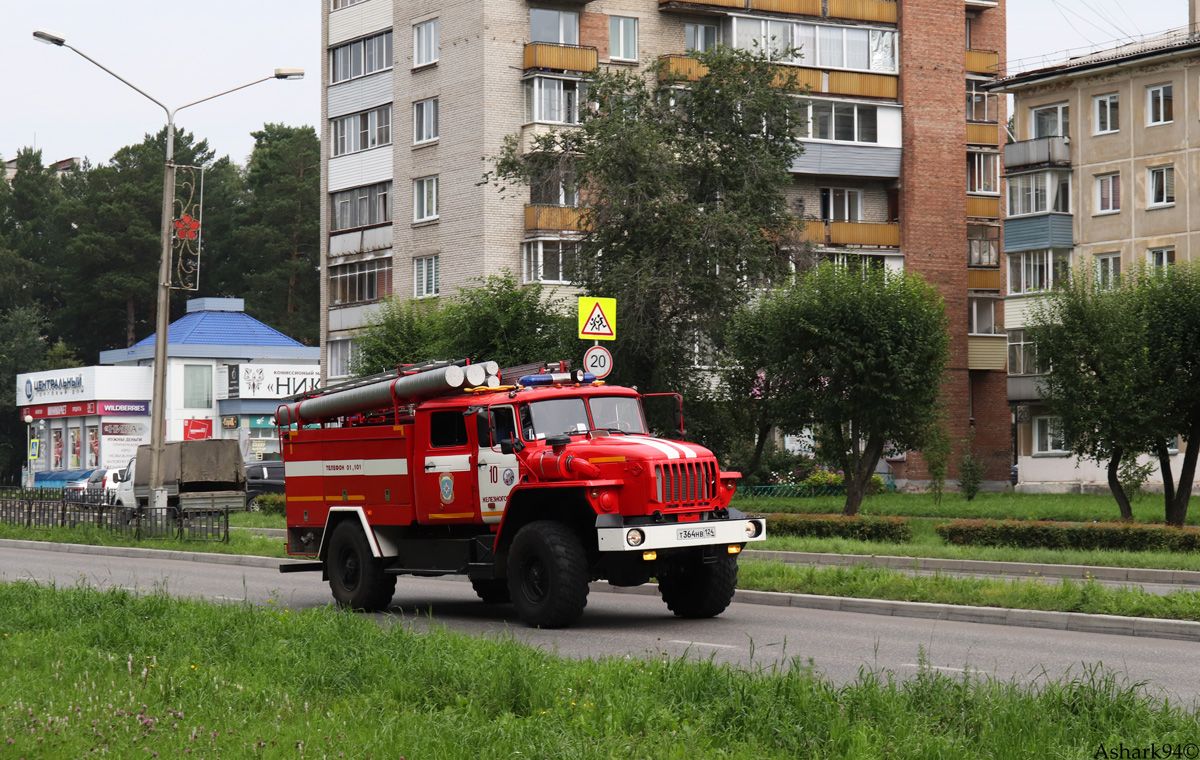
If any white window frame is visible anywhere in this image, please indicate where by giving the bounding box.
[730,16,897,74]
[1034,417,1067,455]
[327,338,359,379]
[1007,171,1071,217]
[1148,165,1175,207]
[1031,102,1069,138]
[1094,93,1119,134]
[330,104,392,157]
[415,255,440,298]
[330,31,393,84]
[413,176,439,222]
[1008,329,1038,375]
[967,296,999,335]
[819,187,862,221]
[414,18,439,68]
[967,151,1000,195]
[610,16,639,62]
[414,97,439,144]
[331,181,392,232]
[1008,249,1070,295]
[1095,253,1121,289]
[1148,246,1175,271]
[686,23,718,53]
[966,80,999,123]
[332,0,368,9]
[329,259,394,306]
[523,239,578,284]
[524,75,586,125]
[968,225,999,267]
[529,8,579,45]
[804,100,878,144]
[1095,172,1120,214]
[1147,83,1173,125]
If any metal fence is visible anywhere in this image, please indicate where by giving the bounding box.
[735,473,897,500]
[0,485,228,543]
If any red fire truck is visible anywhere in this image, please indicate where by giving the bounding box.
[277,360,765,628]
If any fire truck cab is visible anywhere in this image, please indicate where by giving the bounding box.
[278,360,765,628]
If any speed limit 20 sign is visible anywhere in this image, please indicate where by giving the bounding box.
[584,345,613,379]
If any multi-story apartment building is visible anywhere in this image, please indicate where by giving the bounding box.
[319,0,1011,487]
[992,7,1198,492]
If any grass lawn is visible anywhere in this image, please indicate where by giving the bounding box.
[2,582,1196,759]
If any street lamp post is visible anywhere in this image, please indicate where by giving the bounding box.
[33,29,303,509]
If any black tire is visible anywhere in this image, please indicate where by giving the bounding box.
[658,554,739,619]
[327,521,396,611]
[507,520,590,628]
[471,578,512,604]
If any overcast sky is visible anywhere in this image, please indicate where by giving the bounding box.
[0,0,1187,168]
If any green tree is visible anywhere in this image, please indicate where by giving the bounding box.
[1028,270,1160,520]
[736,264,950,515]
[486,45,807,399]
[214,124,319,344]
[356,274,576,376]
[0,149,74,316]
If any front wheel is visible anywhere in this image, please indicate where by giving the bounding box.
[327,521,396,611]
[658,553,739,619]
[507,521,590,628]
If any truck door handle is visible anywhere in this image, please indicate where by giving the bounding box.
[477,461,488,468]
[425,463,436,471]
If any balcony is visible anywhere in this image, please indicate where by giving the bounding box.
[658,0,747,9]
[828,0,897,23]
[966,122,1000,145]
[750,0,822,13]
[827,71,898,98]
[1007,374,1044,404]
[524,43,597,72]
[1004,213,1073,253]
[797,221,900,247]
[968,334,1007,371]
[967,268,1002,290]
[966,49,999,75]
[967,196,1000,219]
[658,54,709,82]
[525,204,586,232]
[1004,136,1071,171]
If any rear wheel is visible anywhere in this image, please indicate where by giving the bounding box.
[507,521,589,628]
[471,578,511,604]
[327,521,396,611]
[658,553,739,619]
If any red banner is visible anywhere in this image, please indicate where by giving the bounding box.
[183,419,213,440]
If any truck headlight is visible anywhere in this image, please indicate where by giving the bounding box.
[744,521,762,538]
[627,528,645,547]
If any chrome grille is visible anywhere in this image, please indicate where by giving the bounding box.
[655,459,718,507]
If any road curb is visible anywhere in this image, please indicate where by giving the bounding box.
[5,538,1198,643]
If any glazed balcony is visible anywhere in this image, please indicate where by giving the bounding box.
[525,204,586,232]
[966,49,999,75]
[828,0,897,23]
[657,0,896,24]
[524,43,598,72]
[657,55,895,99]
[1007,374,1044,403]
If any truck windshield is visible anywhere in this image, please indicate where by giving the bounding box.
[524,398,590,440]
[588,396,647,434]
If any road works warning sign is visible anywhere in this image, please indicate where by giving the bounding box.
[578,297,616,341]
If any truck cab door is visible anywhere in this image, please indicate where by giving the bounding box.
[477,405,520,525]
[418,410,477,522]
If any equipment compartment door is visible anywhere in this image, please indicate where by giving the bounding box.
[477,405,520,525]
[418,410,477,522]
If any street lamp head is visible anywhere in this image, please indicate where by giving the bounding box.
[274,68,304,80]
[33,29,66,46]
[23,414,33,424]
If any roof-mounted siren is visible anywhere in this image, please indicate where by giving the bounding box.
[276,364,468,426]
[518,370,597,387]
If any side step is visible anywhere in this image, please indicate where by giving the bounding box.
[279,562,323,573]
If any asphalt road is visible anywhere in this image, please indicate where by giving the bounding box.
[4,542,1198,704]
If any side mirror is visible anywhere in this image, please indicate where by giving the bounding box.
[499,437,525,455]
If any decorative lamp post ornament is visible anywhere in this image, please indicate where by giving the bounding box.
[173,214,199,239]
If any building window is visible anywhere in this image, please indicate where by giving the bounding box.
[610,16,638,62]
[414,97,439,144]
[966,80,998,123]
[967,152,1000,195]
[331,31,393,84]
[1031,102,1069,138]
[414,18,438,67]
[968,225,999,266]
[331,105,392,157]
[415,255,440,298]
[1094,93,1119,134]
[530,168,578,206]
[1008,171,1070,216]
[1148,246,1175,271]
[331,181,391,232]
[731,17,896,73]
[686,23,718,53]
[523,239,578,283]
[820,188,861,221]
[524,76,586,125]
[1034,417,1066,454]
[530,8,578,45]
[804,101,877,144]
[1147,83,1173,125]
[184,365,213,409]
[1095,253,1121,289]
[414,176,439,222]
[327,338,358,379]
[968,297,999,335]
[1148,166,1175,207]
[1007,329,1037,375]
[329,259,393,306]
[332,0,368,8]
[1095,173,1120,214]
[1008,249,1070,295]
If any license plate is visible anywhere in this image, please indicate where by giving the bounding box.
[677,526,717,541]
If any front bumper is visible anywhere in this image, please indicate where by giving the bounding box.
[596,516,766,552]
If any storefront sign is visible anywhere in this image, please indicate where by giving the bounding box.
[22,400,149,420]
[184,419,214,440]
[217,364,320,401]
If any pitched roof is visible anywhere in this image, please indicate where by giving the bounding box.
[131,309,305,349]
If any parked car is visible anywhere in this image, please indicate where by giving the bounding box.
[100,468,123,498]
[64,469,99,498]
[245,460,285,508]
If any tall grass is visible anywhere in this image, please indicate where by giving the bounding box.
[1,582,1196,759]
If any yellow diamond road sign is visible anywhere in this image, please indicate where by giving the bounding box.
[578,297,616,341]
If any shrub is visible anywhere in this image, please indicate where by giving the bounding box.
[934,519,1200,553]
[959,429,984,501]
[255,493,286,517]
[764,513,912,543]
